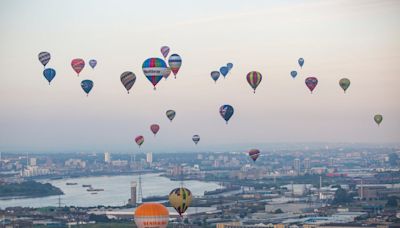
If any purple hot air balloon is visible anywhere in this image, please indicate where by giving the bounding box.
[305,77,318,93]
[89,59,97,69]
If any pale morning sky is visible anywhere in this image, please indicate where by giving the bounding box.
[0,0,399,153]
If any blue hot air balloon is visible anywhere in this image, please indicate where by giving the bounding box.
[210,71,220,83]
[290,71,297,79]
[89,59,97,69]
[219,104,234,124]
[227,63,233,71]
[43,68,56,85]
[220,66,229,78]
[81,80,93,96]
[298,58,304,68]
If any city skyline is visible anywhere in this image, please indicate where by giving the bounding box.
[1,0,400,153]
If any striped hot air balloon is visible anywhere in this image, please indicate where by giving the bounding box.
[135,135,144,147]
[120,71,136,94]
[142,58,167,90]
[168,54,182,78]
[169,187,192,217]
[71,58,85,76]
[134,203,169,228]
[163,67,172,80]
[246,71,262,93]
[160,46,170,59]
[38,52,51,67]
[248,149,260,162]
[192,135,200,145]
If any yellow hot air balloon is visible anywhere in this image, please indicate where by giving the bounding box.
[168,187,192,216]
[134,203,169,228]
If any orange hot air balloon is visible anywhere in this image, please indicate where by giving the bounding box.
[134,203,169,228]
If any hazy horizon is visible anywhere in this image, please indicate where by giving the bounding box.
[1,0,399,153]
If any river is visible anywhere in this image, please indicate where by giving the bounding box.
[0,173,221,208]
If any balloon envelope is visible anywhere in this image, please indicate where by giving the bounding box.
[135,135,144,147]
[248,149,260,162]
[43,68,56,84]
[246,71,262,93]
[168,54,182,77]
[80,80,93,95]
[142,58,167,89]
[166,110,176,122]
[339,78,350,93]
[134,203,169,228]
[227,63,233,71]
[120,71,136,93]
[150,124,160,136]
[290,71,297,79]
[160,46,170,59]
[374,114,383,125]
[89,59,97,69]
[305,77,318,93]
[38,52,51,67]
[163,67,172,80]
[169,187,192,216]
[219,105,234,123]
[71,58,85,75]
[298,58,304,68]
[211,71,220,83]
[192,135,200,145]
[220,66,229,77]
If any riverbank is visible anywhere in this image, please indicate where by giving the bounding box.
[0,181,63,199]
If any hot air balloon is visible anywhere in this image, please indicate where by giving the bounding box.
[339,78,350,93]
[374,114,383,126]
[227,63,233,71]
[38,52,51,67]
[219,105,234,124]
[248,149,260,162]
[169,187,192,217]
[150,124,160,136]
[160,46,170,59]
[71,58,85,76]
[43,68,56,85]
[210,71,220,83]
[305,77,318,93]
[142,58,167,90]
[81,80,93,96]
[166,110,176,122]
[298,58,304,68]
[246,71,262,93]
[135,135,144,147]
[89,59,97,69]
[168,54,182,78]
[134,203,169,228]
[290,71,297,79]
[120,71,136,94]
[192,135,200,145]
[220,66,229,78]
[163,67,172,80]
